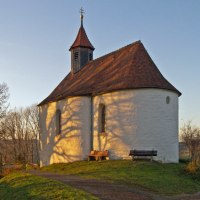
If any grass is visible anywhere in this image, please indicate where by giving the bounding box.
[0,172,98,200]
[41,160,200,195]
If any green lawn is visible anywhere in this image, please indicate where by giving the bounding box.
[0,172,98,200]
[41,160,200,195]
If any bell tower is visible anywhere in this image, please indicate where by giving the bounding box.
[69,8,95,73]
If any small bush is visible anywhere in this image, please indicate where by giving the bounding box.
[184,162,200,181]
[3,168,18,176]
[185,162,199,173]
[3,164,23,176]
[26,163,39,170]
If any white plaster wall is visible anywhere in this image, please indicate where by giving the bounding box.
[39,96,91,166]
[93,89,179,163]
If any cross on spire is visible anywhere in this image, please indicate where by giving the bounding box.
[80,7,84,26]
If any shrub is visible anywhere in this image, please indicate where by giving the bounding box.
[26,163,39,170]
[2,164,23,176]
[185,162,199,174]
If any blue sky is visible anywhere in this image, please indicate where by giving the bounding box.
[0,0,200,126]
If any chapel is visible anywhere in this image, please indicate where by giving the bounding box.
[38,11,181,166]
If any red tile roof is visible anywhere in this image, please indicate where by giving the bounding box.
[39,41,181,106]
[69,25,94,50]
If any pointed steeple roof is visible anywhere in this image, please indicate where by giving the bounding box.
[69,8,94,51]
[69,24,95,51]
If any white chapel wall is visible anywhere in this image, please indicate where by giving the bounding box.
[39,96,91,166]
[93,89,179,163]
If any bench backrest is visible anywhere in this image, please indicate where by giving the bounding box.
[130,150,157,156]
[99,150,108,157]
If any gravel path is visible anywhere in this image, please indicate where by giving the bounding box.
[29,170,171,200]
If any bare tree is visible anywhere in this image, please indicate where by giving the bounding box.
[24,104,40,164]
[180,121,200,165]
[0,105,40,164]
[0,111,20,162]
[0,119,10,163]
[0,83,10,169]
[0,83,9,119]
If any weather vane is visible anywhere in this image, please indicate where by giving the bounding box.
[80,7,84,25]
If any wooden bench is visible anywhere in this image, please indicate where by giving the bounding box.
[129,150,157,161]
[88,150,109,161]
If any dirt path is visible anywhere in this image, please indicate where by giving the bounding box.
[29,170,200,200]
[29,170,171,200]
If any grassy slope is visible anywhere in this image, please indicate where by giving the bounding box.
[0,172,98,200]
[41,160,200,195]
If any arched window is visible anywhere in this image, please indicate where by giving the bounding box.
[56,109,61,135]
[99,104,106,133]
[166,96,170,104]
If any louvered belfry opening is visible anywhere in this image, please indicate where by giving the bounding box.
[71,47,94,73]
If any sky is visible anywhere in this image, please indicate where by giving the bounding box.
[0,0,200,127]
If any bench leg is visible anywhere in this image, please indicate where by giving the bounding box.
[151,156,153,161]
[95,156,98,161]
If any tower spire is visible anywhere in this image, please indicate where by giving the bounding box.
[80,7,84,26]
[69,8,94,73]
